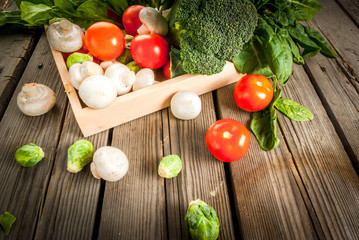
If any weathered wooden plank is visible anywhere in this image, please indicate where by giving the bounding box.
[313,0,359,91]
[97,112,167,239]
[278,64,359,239]
[0,0,40,118]
[0,33,67,240]
[303,53,359,167]
[163,93,236,240]
[215,85,319,239]
[34,106,108,240]
[334,0,359,27]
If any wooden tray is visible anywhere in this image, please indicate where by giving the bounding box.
[50,47,244,136]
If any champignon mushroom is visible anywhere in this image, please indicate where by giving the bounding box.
[105,63,136,95]
[100,60,119,71]
[79,75,117,109]
[138,7,168,36]
[17,83,56,116]
[133,68,158,91]
[69,61,103,89]
[46,20,84,53]
[90,146,129,181]
[170,91,202,120]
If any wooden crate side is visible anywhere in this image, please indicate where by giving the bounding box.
[50,46,244,136]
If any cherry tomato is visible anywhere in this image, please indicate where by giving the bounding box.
[234,75,273,112]
[84,22,125,61]
[163,59,171,79]
[122,5,145,36]
[131,34,169,69]
[206,119,250,162]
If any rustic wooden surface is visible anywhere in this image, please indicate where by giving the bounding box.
[0,0,359,239]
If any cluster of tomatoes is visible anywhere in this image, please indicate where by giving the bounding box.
[84,5,170,77]
[206,75,273,162]
[80,6,274,163]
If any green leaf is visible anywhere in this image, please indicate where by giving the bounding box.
[0,11,33,27]
[251,81,282,151]
[0,211,16,236]
[258,17,293,85]
[20,1,55,26]
[288,22,320,57]
[106,0,128,15]
[289,0,321,21]
[233,36,274,77]
[169,47,187,78]
[286,35,304,64]
[16,0,54,7]
[303,25,336,58]
[275,98,313,121]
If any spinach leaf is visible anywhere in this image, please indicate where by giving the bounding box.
[288,0,321,21]
[20,1,55,26]
[258,17,293,85]
[169,47,187,78]
[275,98,313,121]
[233,36,274,78]
[0,11,33,27]
[16,0,54,8]
[105,0,129,15]
[286,35,304,64]
[0,211,16,236]
[288,22,320,57]
[251,79,282,151]
[303,25,336,58]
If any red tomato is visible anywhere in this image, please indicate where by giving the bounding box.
[84,22,125,61]
[206,119,250,162]
[234,75,273,112]
[163,59,171,79]
[131,34,169,69]
[122,5,145,36]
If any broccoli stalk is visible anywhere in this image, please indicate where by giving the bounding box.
[171,0,258,75]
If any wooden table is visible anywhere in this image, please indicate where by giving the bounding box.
[1,0,358,239]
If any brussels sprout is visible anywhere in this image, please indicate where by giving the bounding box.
[117,49,133,65]
[185,199,220,240]
[126,61,142,74]
[0,211,16,236]
[15,143,44,167]
[158,154,182,178]
[67,139,93,173]
[66,52,93,68]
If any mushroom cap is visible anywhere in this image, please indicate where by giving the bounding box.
[170,91,202,120]
[91,146,129,181]
[105,63,135,95]
[79,75,117,109]
[138,7,168,36]
[133,68,155,91]
[46,20,84,53]
[17,83,56,116]
[69,61,103,90]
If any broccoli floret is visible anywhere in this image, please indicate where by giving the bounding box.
[174,0,257,75]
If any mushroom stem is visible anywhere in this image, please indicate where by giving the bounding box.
[59,20,73,34]
[22,83,42,99]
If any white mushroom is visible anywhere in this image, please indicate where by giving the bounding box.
[69,61,103,89]
[79,75,117,109]
[170,91,202,120]
[105,63,136,95]
[90,146,129,181]
[46,20,84,53]
[133,68,158,91]
[17,83,56,116]
[100,60,120,71]
[138,7,168,36]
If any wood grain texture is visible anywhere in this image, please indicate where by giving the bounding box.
[303,53,359,166]
[334,0,359,27]
[215,85,319,239]
[0,33,67,240]
[97,112,167,240]
[0,0,40,117]
[278,64,359,239]
[34,106,108,240]
[313,0,359,91]
[163,92,236,240]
